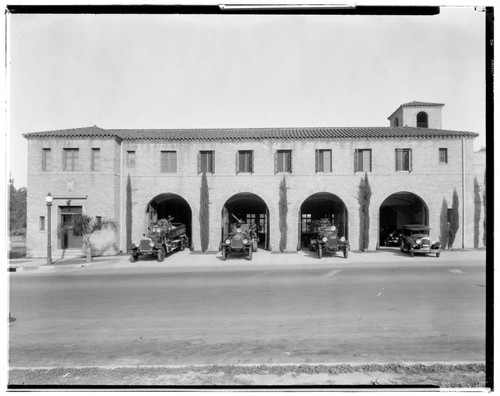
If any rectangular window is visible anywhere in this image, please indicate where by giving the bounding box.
[354,149,372,172]
[246,214,256,225]
[316,149,332,172]
[39,216,45,231]
[161,151,177,173]
[42,148,51,171]
[63,148,79,171]
[127,151,136,166]
[198,151,215,173]
[237,150,253,173]
[276,150,292,173]
[439,148,448,163]
[301,213,312,232]
[91,148,101,171]
[96,216,102,230]
[395,148,412,171]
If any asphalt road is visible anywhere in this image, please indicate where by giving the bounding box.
[9,256,485,368]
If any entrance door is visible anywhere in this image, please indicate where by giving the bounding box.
[60,207,83,249]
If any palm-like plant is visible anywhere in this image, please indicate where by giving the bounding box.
[60,214,117,262]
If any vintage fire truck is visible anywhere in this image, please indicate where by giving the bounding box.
[220,215,259,261]
[129,217,189,262]
[309,218,350,259]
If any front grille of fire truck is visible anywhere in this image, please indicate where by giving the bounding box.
[231,236,244,249]
[140,239,152,251]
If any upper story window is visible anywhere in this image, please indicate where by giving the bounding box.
[395,148,412,171]
[198,151,215,174]
[127,151,136,166]
[439,148,448,164]
[416,111,428,128]
[275,150,292,173]
[42,148,51,171]
[394,117,399,126]
[354,149,372,172]
[39,216,45,231]
[63,148,79,171]
[161,151,177,173]
[96,216,102,230]
[315,149,332,172]
[237,150,253,173]
[91,148,101,171]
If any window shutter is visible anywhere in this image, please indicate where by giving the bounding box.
[250,151,254,173]
[354,150,358,173]
[369,150,372,172]
[409,149,413,172]
[74,150,80,171]
[236,151,239,174]
[288,151,292,173]
[211,151,215,174]
[274,151,278,174]
[197,152,201,174]
[315,150,318,173]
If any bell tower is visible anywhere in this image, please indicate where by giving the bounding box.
[388,101,444,129]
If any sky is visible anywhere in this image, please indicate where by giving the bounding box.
[6,6,487,189]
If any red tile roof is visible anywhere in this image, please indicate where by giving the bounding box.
[400,101,445,107]
[23,125,478,141]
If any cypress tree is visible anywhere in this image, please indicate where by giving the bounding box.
[126,174,132,250]
[358,172,371,251]
[279,176,288,252]
[439,197,449,249]
[473,177,481,248]
[199,172,210,252]
[483,169,486,247]
[448,188,459,248]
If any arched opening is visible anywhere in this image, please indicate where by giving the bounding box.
[394,117,399,127]
[222,193,270,250]
[299,192,348,249]
[145,193,192,247]
[379,192,429,247]
[416,111,429,128]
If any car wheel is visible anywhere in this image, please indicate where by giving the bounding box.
[343,247,348,258]
[317,246,322,259]
[400,242,405,252]
[157,247,165,262]
[221,250,227,261]
[247,248,253,260]
[129,254,137,263]
[384,240,388,247]
[180,238,185,251]
[410,250,414,257]
[253,241,258,252]
[436,252,440,258]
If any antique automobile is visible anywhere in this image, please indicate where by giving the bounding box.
[220,216,258,261]
[384,229,402,246]
[309,218,350,258]
[129,217,189,262]
[400,224,440,257]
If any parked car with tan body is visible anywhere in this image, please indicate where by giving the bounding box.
[400,224,441,257]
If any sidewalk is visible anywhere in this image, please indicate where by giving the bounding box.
[9,247,486,272]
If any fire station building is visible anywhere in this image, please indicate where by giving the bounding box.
[23,101,484,258]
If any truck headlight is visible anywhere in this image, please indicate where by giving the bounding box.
[150,242,155,247]
[322,237,328,242]
[236,228,242,233]
[225,239,231,244]
[331,226,336,231]
[340,237,345,242]
[135,243,139,248]
[416,239,422,244]
[243,239,248,244]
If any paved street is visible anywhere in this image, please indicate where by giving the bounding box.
[9,249,486,368]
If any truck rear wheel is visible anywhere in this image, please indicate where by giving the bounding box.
[180,238,185,251]
[343,248,348,258]
[129,254,137,263]
[221,250,227,261]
